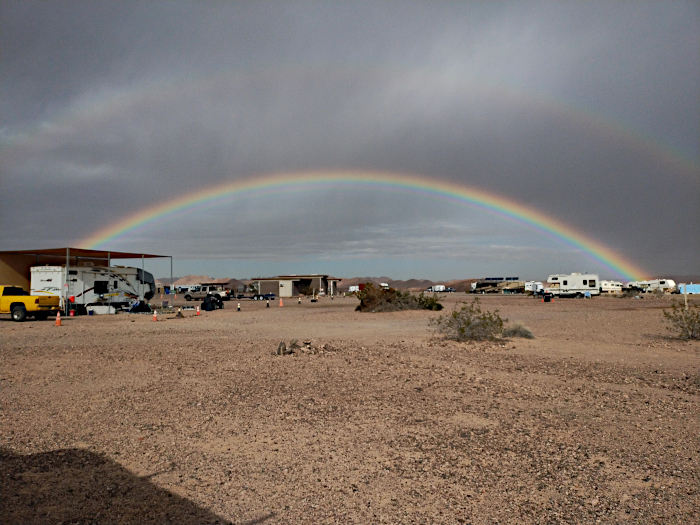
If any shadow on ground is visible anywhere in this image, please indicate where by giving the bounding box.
[0,447,264,524]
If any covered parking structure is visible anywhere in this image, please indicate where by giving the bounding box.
[252,275,342,298]
[0,248,172,311]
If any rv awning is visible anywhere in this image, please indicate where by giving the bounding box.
[0,248,167,260]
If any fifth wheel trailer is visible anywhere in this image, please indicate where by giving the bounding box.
[30,265,155,312]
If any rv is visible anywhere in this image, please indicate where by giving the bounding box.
[626,279,676,293]
[427,285,446,292]
[525,281,544,294]
[600,280,624,293]
[30,265,155,313]
[545,273,600,298]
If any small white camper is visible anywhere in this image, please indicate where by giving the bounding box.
[525,281,544,293]
[600,280,624,293]
[545,273,600,297]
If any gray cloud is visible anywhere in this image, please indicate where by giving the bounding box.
[1,1,698,279]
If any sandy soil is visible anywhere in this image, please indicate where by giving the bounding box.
[1,293,698,524]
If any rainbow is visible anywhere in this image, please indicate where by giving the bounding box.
[79,170,649,280]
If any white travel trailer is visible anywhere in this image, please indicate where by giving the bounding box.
[626,279,676,293]
[428,285,446,292]
[545,273,600,297]
[600,280,624,293]
[31,265,155,312]
[524,281,544,293]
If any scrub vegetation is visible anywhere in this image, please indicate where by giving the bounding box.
[355,284,443,312]
[431,298,506,341]
[663,301,700,340]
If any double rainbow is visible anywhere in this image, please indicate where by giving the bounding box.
[79,170,648,280]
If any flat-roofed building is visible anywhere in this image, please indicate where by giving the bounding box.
[251,275,341,298]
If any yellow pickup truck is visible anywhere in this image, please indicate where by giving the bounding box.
[0,285,61,322]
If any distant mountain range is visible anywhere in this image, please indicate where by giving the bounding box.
[158,274,700,290]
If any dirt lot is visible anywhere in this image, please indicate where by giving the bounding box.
[1,293,698,524]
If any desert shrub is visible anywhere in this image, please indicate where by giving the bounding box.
[416,292,443,311]
[502,322,534,339]
[663,301,700,340]
[355,284,442,312]
[430,298,505,341]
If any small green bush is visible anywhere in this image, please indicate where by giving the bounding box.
[663,301,700,340]
[502,323,534,339]
[356,284,443,312]
[430,298,505,341]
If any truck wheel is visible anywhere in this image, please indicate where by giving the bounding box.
[11,305,27,322]
[185,295,192,301]
[34,312,49,321]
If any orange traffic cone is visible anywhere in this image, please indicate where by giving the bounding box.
[279,298,283,307]
[152,310,158,322]
[55,311,62,326]
[196,306,201,316]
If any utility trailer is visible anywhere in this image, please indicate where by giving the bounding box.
[30,265,155,313]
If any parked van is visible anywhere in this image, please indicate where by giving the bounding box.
[545,273,600,298]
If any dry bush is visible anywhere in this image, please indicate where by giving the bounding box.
[663,301,700,340]
[502,323,534,339]
[355,284,442,312]
[430,298,505,341]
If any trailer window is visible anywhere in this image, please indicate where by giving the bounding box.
[589,280,596,287]
[114,281,118,288]
[94,281,109,294]
[563,280,568,285]
[583,280,588,285]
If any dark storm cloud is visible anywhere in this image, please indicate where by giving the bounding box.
[1,1,698,277]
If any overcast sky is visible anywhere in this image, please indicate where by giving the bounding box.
[1,1,698,280]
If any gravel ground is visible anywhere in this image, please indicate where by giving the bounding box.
[1,294,698,524]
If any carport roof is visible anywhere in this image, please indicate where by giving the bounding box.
[0,247,168,259]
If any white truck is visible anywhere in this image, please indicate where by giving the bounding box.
[545,273,600,298]
[30,265,155,313]
[183,284,230,301]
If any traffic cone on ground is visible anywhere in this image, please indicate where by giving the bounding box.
[55,311,62,326]
[196,306,201,316]
[279,298,283,307]
[161,294,163,299]
[237,302,241,312]
[152,310,158,322]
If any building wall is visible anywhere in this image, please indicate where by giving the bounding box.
[258,280,278,295]
[278,280,294,298]
[0,255,36,289]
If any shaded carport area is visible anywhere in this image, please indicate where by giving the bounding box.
[0,248,172,313]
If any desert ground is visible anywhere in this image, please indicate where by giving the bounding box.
[1,293,698,524]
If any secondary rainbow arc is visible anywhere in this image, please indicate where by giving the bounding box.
[79,171,648,281]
